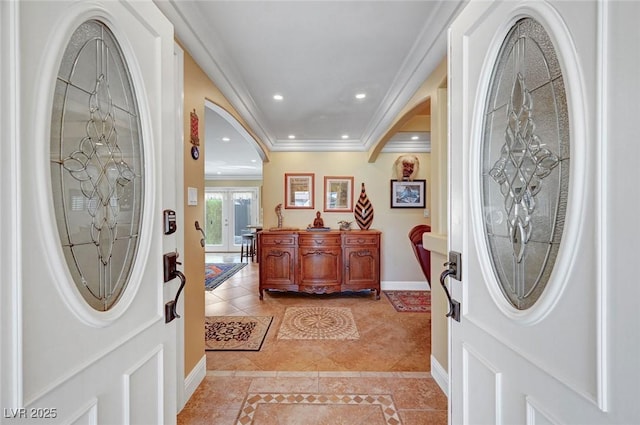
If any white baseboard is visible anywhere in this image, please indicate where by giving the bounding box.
[183,355,206,405]
[431,354,449,397]
[381,280,431,291]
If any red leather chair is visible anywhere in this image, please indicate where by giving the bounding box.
[409,224,431,282]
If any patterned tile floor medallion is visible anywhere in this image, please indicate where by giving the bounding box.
[236,392,401,425]
[276,306,360,340]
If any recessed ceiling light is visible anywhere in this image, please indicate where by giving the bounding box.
[411,135,419,140]
[288,134,295,139]
[222,137,230,142]
[217,171,221,175]
[273,94,283,101]
[355,93,366,99]
[341,134,349,139]
[251,159,257,163]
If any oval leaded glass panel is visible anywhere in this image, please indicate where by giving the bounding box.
[50,20,144,312]
[481,18,570,310]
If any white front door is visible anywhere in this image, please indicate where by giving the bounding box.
[1,1,180,423]
[449,1,639,424]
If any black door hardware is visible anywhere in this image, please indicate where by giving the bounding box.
[195,221,206,247]
[163,251,186,323]
[439,251,462,322]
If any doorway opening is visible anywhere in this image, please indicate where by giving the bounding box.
[204,187,259,252]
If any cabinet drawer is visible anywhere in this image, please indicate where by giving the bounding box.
[342,233,379,246]
[260,233,298,246]
[298,233,341,247]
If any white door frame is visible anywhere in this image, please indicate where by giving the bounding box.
[172,41,188,410]
[0,0,22,409]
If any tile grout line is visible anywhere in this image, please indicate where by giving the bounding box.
[207,370,433,379]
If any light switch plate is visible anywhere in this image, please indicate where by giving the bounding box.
[187,187,198,206]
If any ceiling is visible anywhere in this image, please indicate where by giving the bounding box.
[154,1,466,179]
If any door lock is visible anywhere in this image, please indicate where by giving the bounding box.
[163,251,181,282]
[446,251,462,281]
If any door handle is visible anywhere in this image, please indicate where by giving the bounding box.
[165,270,186,323]
[439,251,462,322]
[163,251,187,323]
[194,221,206,247]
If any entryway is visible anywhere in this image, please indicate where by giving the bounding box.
[204,187,259,252]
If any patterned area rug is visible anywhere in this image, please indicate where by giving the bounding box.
[384,290,431,313]
[277,307,360,340]
[204,316,273,351]
[205,263,247,290]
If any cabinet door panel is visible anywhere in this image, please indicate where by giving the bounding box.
[299,247,342,285]
[262,247,296,285]
[344,248,379,286]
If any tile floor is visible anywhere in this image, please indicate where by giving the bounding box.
[177,253,447,424]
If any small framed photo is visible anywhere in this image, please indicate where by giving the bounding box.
[391,180,426,208]
[284,173,314,209]
[324,176,354,212]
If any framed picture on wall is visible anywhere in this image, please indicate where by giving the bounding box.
[284,173,315,209]
[390,180,426,208]
[323,176,354,212]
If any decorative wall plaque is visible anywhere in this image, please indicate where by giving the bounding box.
[190,109,200,160]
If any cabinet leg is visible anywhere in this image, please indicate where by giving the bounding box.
[375,289,380,300]
[259,289,264,300]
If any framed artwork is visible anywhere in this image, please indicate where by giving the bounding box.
[391,180,426,208]
[284,173,314,209]
[323,176,354,212]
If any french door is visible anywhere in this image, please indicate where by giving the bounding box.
[205,188,259,252]
[448,1,638,423]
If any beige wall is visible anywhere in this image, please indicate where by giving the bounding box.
[182,48,266,377]
[262,151,431,283]
[182,50,207,377]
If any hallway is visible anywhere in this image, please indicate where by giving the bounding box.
[177,255,447,424]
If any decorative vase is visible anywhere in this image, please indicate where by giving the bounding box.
[354,183,374,230]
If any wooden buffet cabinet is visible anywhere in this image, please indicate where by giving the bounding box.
[258,229,381,300]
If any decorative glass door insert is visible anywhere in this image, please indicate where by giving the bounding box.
[481,18,570,310]
[50,20,144,311]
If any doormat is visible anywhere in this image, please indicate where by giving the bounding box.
[384,290,431,313]
[205,316,273,351]
[205,262,247,290]
[276,306,360,340]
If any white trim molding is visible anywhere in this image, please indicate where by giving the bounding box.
[183,355,206,410]
[381,281,431,292]
[431,354,449,397]
[0,0,23,409]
